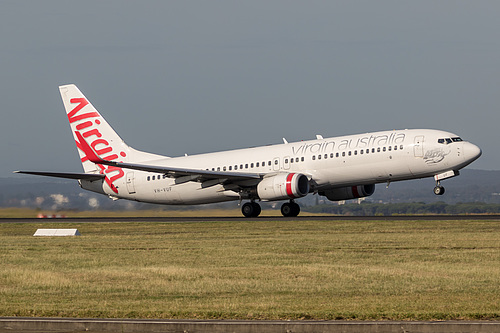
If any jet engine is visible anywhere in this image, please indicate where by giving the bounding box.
[319,184,375,201]
[257,173,310,201]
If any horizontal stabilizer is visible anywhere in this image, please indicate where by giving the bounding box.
[14,170,105,181]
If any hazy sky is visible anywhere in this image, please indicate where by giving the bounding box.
[2,1,499,177]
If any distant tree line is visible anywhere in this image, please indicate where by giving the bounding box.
[304,202,500,216]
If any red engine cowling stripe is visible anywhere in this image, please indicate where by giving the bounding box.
[286,173,296,198]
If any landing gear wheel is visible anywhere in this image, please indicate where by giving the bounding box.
[242,202,261,217]
[433,186,445,196]
[281,202,300,217]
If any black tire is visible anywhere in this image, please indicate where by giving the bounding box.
[433,186,445,196]
[251,202,261,217]
[290,202,300,217]
[281,202,292,217]
[242,202,255,217]
[281,202,300,217]
[242,202,261,217]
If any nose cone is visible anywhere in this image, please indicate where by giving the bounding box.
[464,142,482,164]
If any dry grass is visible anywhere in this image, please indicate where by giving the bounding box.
[1,218,500,320]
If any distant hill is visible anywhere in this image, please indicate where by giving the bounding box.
[2,169,499,211]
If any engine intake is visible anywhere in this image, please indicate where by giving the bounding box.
[320,184,375,201]
[257,173,310,201]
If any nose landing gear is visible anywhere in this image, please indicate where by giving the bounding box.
[433,181,445,196]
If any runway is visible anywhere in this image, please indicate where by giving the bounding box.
[1,214,500,224]
[1,317,500,333]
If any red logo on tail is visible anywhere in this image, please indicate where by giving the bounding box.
[68,98,125,194]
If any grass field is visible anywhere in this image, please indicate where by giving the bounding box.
[1,218,500,320]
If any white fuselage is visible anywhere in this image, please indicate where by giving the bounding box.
[80,128,481,205]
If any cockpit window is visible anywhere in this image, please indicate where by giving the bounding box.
[438,137,463,144]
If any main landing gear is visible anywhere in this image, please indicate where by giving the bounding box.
[280,200,301,217]
[433,181,445,196]
[241,201,261,218]
[241,200,301,218]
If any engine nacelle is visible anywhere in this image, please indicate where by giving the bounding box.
[320,184,375,201]
[257,173,310,201]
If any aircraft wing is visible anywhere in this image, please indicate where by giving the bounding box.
[75,132,263,182]
[14,170,105,181]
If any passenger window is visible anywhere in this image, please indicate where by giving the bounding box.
[284,159,288,164]
[223,166,226,171]
[366,149,370,154]
[394,146,397,151]
[330,153,334,158]
[354,150,357,155]
[147,176,150,181]
[336,152,339,158]
[245,164,249,168]
[290,159,293,163]
[383,147,386,152]
[312,155,316,160]
[348,151,351,156]
[400,145,403,150]
[301,157,304,162]
[229,166,232,170]
[256,162,260,167]
[152,175,155,180]
[388,146,392,151]
[268,161,272,166]
[360,150,363,155]
[318,155,321,160]
[377,148,381,153]
[217,167,220,171]
[372,148,375,153]
[296,157,299,162]
[234,165,238,170]
[342,152,345,157]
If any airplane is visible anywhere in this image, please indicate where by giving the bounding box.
[16,84,482,217]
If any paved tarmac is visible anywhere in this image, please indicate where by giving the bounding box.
[1,214,500,223]
[2,318,500,333]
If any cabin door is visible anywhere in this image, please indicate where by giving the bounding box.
[414,136,424,157]
[126,172,136,194]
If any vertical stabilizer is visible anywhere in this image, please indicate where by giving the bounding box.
[59,84,131,173]
[59,84,165,194]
